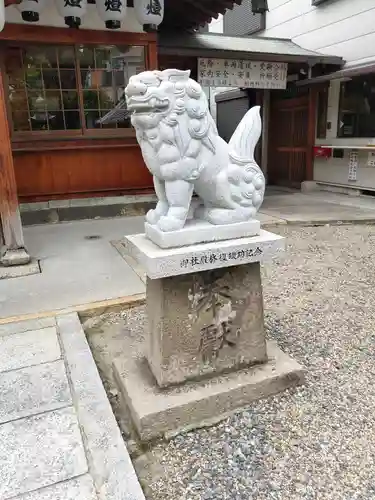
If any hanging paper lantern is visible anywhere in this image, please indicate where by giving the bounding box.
[16,0,46,23]
[134,0,164,32]
[56,0,87,28]
[96,0,127,30]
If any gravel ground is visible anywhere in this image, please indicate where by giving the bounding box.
[141,225,375,500]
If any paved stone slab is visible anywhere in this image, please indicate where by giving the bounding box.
[17,475,97,500]
[125,229,285,279]
[0,317,56,337]
[0,360,71,424]
[145,219,261,248]
[257,211,286,226]
[57,313,146,500]
[0,260,40,280]
[0,327,61,373]
[0,407,87,500]
[114,340,306,441]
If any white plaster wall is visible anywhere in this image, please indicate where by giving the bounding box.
[5,3,143,32]
[314,150,375,190]
[261,0,375,66]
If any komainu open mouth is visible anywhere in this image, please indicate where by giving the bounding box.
[127,97,169,114]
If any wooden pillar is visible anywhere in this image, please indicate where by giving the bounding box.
[261,89,270,183]
[306,85,318,181]
[148,39,158,70]
[0,54,30,266]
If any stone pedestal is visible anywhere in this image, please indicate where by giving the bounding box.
[0,248,31,267]
[145,219,261,249]
[147,263,267,387]
[117,229,305,440]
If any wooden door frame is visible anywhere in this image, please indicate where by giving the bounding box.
[270,89,318,183]
[268,93,310,187]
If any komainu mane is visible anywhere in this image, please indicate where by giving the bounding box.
[125,68,265,232]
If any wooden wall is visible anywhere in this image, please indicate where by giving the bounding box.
[13,139,152,202]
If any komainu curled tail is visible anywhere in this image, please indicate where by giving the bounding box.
[196,106,266,225]
[228,105,266,213]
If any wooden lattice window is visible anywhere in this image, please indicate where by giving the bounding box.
[5,43,145,137]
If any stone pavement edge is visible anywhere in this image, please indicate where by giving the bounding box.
[0,313,145,500]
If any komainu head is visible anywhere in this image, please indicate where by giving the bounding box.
[125,68,211,130]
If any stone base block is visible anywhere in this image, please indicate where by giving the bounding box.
[300,181,318,193]
[146,263,267,387]
[0,248,31,267]
[125,229,285,279]
[113,340,305,441]
[0,259,40,280]
[145,219,260,249]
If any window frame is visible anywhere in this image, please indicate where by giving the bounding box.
[337,74,375,139]
[316,85,329,140]
[1,24,157,142]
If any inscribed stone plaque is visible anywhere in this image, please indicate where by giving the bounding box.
[125,229,285,279]
[146,262,267,387]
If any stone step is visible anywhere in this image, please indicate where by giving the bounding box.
[20,195,156,226]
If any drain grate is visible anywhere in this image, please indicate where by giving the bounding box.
[84,235,102,240]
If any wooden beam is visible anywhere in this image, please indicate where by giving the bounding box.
[162,0,238,30]
[206,0,236,15]
[0,23,157,44]
[0,50,30,266]
[215,0,239,8]
[185,0,219,19]
[148,40,158,70]
[163,2,209,26]
[161,17,199,32]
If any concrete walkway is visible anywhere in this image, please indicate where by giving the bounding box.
[0,313,145,500]
[2,189,375,321]
[0,217,146,320]
[261,189,375,224]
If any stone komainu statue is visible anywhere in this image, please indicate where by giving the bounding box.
[125,69,265,232]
